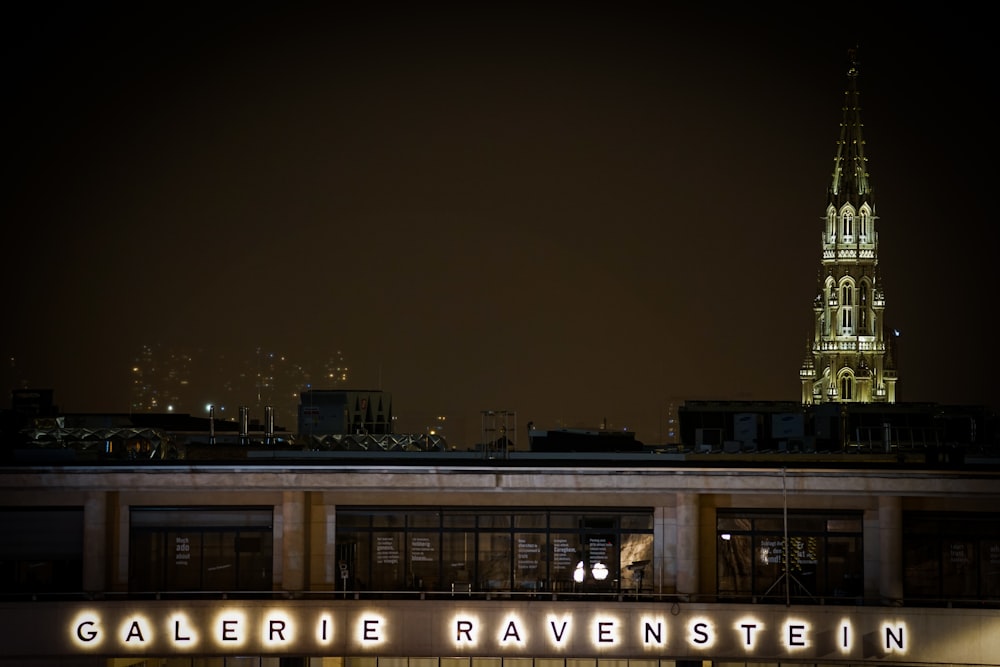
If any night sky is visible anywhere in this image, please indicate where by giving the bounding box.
[2,4,996,446]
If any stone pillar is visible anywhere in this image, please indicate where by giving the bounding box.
[308,495,337,590]
[878,495,903,604]
[111,492,129,592]
[280,491,307,593]
[676,492,699,599]
[82,491,107,593]
[654,504,676,594]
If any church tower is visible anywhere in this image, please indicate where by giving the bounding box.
[800,51,898,405]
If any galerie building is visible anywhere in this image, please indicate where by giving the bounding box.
[1,447,999,666]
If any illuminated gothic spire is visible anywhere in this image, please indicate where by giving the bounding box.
[828,48,872,207]
[800,49,898,406]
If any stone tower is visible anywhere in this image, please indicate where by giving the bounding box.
[800,51,898,405]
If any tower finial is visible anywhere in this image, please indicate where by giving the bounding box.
[847,45,860,76]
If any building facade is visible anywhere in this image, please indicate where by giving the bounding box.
[1,451,999,666]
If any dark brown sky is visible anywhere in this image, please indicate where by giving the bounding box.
[2,3,996,445]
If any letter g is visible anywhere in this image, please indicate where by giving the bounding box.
[77,621,98,642]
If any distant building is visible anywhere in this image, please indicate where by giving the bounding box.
[297,389,393,437]
[528,427,643,452]
[678,399,994,458]
[129,343,351,428]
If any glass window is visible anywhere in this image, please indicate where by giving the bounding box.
[982,540,1000,598]
[717,510,862,603]
[583,534,617,593]
[129,507,273,593]
[788,515,827,532]
[371,511,404,528]
[828,518,862,532]
[335,507,654,597]
[514,513,546,529]
[754,517,784,531]
[443,513,478,528]
[827,535,863,598]
[408,531,439,590]
[903,539,939,600]
[514,532,546,593]
[407,511,440,528]
[478,531,511,591]
[337,511,372,528]
[620,532,653,594]
[840,375,854,400]
[129,531,163,593]
[442,530,475,591]
[165,530,202,590]
[582,515,616,531]
[202,532,237,591]
[336,531,366,591]
[942,539,977,599]
[550,532,583,594]
[478,512,511,529]
[717,533,752,596]
[549,514,579,529]
[842,210,854,237]
[753,534,786,597]
[904,513,1000,604]
[621,513,654,530]
[717,516,751,532]
[370,531,404,591]
[236,532,271,590]
[0,507,83,594]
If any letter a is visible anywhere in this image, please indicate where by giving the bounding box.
[125,621,145,643]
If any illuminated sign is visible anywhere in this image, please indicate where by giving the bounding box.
[0,600,990,663]
[73,611,907,654]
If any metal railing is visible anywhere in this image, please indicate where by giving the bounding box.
[4,588,998,609]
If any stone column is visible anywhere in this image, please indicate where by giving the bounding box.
[111,492,129,592]
[82,491,107,593]
[308,495,337,590]
[675,492,699,599]
[878,495,903,604]
[280,491,306,593]
[654,505,675,594]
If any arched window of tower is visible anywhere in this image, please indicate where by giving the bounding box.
[841,206,855,240]
[839,372,855,401]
